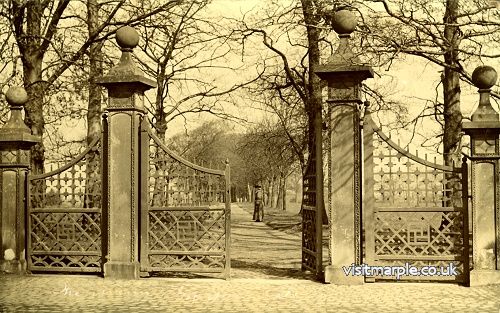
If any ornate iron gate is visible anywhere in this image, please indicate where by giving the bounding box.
[302,157,323,273]
[27,138,102,273]
[363,117,469,284]
[139,121,231,278]
[301,154,324,278]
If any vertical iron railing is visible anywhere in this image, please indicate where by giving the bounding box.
[139,117,150,274]
[461,156,470,286]
[224,160,231,279]
[362,112,375,282]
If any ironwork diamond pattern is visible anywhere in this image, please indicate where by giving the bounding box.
[149,210,225,253]
[28,139,102,272]
[375,211,463,256]
[369,128,467,282]
[143,133,229,274]
[31,212,101,252]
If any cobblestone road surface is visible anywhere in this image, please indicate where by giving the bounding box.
[1,204,499,312]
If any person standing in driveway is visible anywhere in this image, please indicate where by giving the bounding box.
[253,184,264,222]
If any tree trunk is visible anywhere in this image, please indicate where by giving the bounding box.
[442,0,463,209]
[442,0,462,168]
[295,176,302,203]
[272,175,279,209]
[282,175,287,211]
[276,175,283,210]
[154,67,168,139]
[299,0,325,221]
[22,1,46,175]
[85,0,103,208]
[267,178,273,207]
[87,0,103,145]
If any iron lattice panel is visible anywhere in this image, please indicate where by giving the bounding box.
[28,140,102,272]
[301,206,317,271]
[143,132,229,275]
[301,152,321,273]
[30,144,102,209]
[146,209,226,271]
[375,210,465,259]
[373,133,462,208]
[29,211,101,271]
[369,128,467,282]
[148,141,226,207]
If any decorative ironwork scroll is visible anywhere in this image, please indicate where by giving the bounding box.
[364,117,469,284]
[27,138,102,272]
[140,122,230,278]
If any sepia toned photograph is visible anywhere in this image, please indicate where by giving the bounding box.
[1,0,500,312]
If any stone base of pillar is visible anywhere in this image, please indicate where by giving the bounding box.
[0,259,26,274]
[470,269,500,286]
[324,265,364,285]
[103,261,140,280]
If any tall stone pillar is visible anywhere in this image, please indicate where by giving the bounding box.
[462,65,500,286]
[315,10,373,284]
[0,87,40,274]
[97,26,156,279]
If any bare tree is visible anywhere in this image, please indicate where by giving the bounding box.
[357,0,500,164]
[235,0,334,217]
[3,0,182,174]
[237,120,297,210]
[134,0,262,139]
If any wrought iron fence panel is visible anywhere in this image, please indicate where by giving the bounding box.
[364,117,469,284]
[301,155,320,273]
[372,130,462,208]
[140,124,230,278]
[27,138,102,273]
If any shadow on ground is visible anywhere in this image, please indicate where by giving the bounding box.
[231,259,315,280]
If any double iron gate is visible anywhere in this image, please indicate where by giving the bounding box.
[26,121,231,278]
[25,115,470,283]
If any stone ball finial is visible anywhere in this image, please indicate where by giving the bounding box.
[5,86,28,108]
[472,65,497,89]
[331,9,358,35]
[116,26,139,50]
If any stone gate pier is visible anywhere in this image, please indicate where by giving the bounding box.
[96,26,156,279]
[315,9,373,284]
[0,88,40,274]
[463,65,500,286]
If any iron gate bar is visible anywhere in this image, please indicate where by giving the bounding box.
[149,206,224,211]
[368,119,461,172]
[376,255,464,261]
[461,158,470,286]
[375,207,457,212]
[148,251,225,255]
[30,251,101,256]
[146,128,225,176]
[30,208,101,213]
